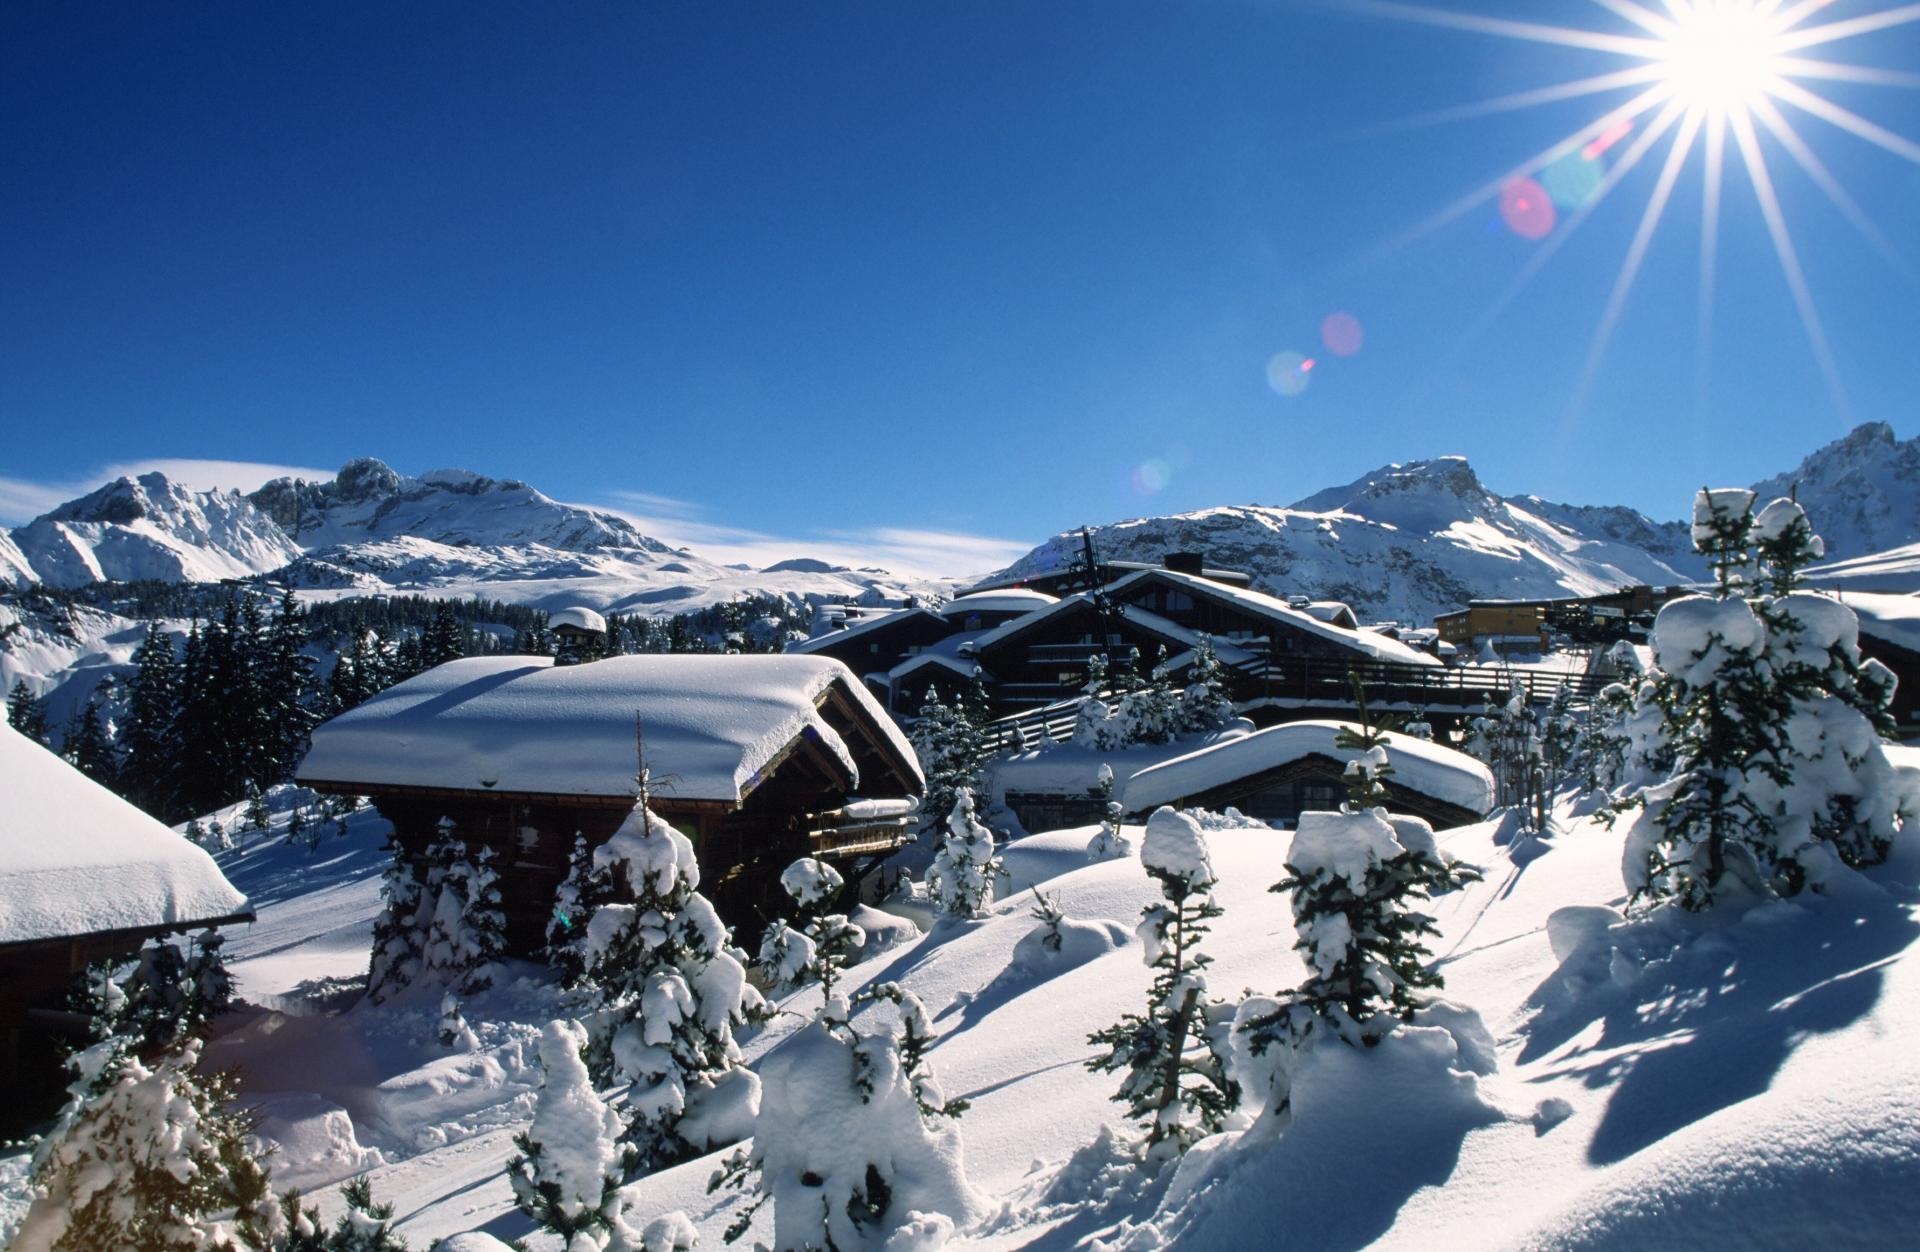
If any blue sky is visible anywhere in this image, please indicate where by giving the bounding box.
[3,1,1917,573]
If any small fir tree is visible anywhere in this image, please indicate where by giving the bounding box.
[1087,807,1236,1157]
[907,686,991,837]
[758,857,864,999]
[366,834,427,1003]
[11,1038,278,1252]
[927,789,1004,919]
[1085,763,1132,861]
[1176,636,1237,734]
[546,832,606,987]
[580,802,764,1170]
[507,1018,639,1249]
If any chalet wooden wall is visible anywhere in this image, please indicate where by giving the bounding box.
[0,931,155,1136]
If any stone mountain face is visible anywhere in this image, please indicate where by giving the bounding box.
[8,473,303,588]
[246,458,682,555]
[1753,422,1920,562]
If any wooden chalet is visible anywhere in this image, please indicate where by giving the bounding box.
[971,566,1444,717]
[0,721,253,1134]
[297,654,924,952]
[1120,720,1495,830]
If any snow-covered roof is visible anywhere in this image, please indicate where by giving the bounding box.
[889,652,989,683]
[938,589,1059,617]
[1136,570,1443,666]
[1839,592,1920,655]
[298,654,921,804]
[785,607,944,655]
[0,721,252,946]
[548,606,606,634]
[1120,719,1494,816]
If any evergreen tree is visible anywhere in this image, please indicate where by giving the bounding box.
[419,601,468,670]
[120,624,181,817]
[1087,808,1235,1157]
[1177,636,1236,733]
[7,679,51,746]
[87,930,235,1055]
[927,789,1003,920]
[262,585,319,780]
[907,686,990,836]
[1624,491,1911,905]
[757,857,864,999]
[62,700,118,787]
[1085,763,1131,861]
[507,1018,639,1248]
[324,1178,409,1251]
[580,802,764,1170]
[545,832,606,987]
[366,834,426,1003]
[10,1038,278,1252]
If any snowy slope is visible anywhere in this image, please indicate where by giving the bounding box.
[7,473,302,588]
[83,787,1918,1251]
[999,458,1701,626]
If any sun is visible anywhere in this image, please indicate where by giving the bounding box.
[1340,0,1920,420]
[1656,1,1787,114]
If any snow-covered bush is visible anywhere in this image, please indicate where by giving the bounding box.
[317,1177,407,1250]
[1088,807,1236,1157]
[715,984,982,1249]
[927,789,1004,920]
[1085,763,1132,861]
[438,992,477,1051]
[1619,491,1913,909]
[508,1018,639,1249]
[582,802,763,1170]
[11,1038,277,1252]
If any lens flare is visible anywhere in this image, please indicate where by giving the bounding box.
[1500,177,1558,239]
[1321,312,1366,357]
[1130,458,1172,494]
[1266,350,1314,397]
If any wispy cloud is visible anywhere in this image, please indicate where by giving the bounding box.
[0,458,336,525]
[585,499,1031,580]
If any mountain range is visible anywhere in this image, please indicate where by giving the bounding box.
[5,424,1920,714]
[992,422,1920,625]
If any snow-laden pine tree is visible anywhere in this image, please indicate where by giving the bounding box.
[715,982,983,1250]
[1621,490,1914,907]
[547,832,605,987]
[366,832,426,1003]
[321,1177,408,1251]
[1085,763,1132,861]
[508,1018,639,1250]
[95,930,234,1053]
[908,685,992,836]
[1087,807,1236,1157]
[12,1038,277,1252]
[927,789,1004,919]
[1177,636,1237,734]
[757,856,865,998]
[1236,767,1483,1127]
[581,802,763,1170]
[420,827,508,994]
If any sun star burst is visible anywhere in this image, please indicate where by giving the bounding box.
[1342,0,1920,420]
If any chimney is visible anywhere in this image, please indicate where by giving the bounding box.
[1162,551,1205,575]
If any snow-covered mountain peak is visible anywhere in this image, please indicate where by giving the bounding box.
[1754,422,1920,561]
[1289,456,1501,532]
[8,472,302,589]
[248,459,681,555]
